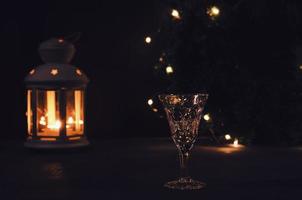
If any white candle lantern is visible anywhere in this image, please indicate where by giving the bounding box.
[25,38,89,149]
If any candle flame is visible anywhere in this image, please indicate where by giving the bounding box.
[39,115,82,130]
[233,138,239,147]
[47,120,62,130]
[39,116,47,126]
[67,116,74,124]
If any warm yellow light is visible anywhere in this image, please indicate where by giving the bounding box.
[166,65,174,74]
[39,116,47,126]
[207,6,220,18]
[170,96,181,105]
[55,120,62,129]
[147,99,154,106]
[29,69,35,75]
[212,6,220,15]
[204,146,244,154]
[40,138,57,141]
[27,91,32,134]
[67,116,74,124]
[75,91,82,131]
[79,120,84,125]
[69,137,81,141]
[203,114,211,121]
[47,120,62,130]
[152,108,158,112]
[171,9,180,19]
[225,134,231,140]
[47,91,56,127]
[51,69,59,76]
[145,36,152,44]
[299,65,302,70]
[76,69,82,75]
[233,138,239,147]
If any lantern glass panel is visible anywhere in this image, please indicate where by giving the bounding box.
[37,90,60,137]
[26,90,33,135]
[66,90,84,136]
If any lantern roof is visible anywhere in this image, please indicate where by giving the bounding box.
[25,63,89,88]
[25,37,89,88]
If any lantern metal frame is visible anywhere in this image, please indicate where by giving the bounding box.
[24,38,90,149]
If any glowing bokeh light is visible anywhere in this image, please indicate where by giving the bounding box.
[166,65,174,74]
[203,114,211,121]
[207,6,220,18]
[147,99,154,106]
[225,134,231,140]
[171,9,181,19]
[145,36,152,44]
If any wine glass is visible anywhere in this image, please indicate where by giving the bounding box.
[159,93,208,190]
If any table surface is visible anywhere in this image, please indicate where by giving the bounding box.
[1,138,302,200]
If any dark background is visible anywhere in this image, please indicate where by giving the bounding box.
[1,0,302,144]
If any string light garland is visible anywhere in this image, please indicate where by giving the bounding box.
[143,1,244,146]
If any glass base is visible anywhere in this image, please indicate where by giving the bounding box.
[164,177,206,190]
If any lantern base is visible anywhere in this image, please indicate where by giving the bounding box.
[24,138,90,149]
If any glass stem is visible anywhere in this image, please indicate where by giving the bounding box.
[179,151,190,180]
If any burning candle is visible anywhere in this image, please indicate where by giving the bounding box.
[67,116,74,124]
[39,116,47,126]
[47,120,62,130]
[24,38,90,149]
